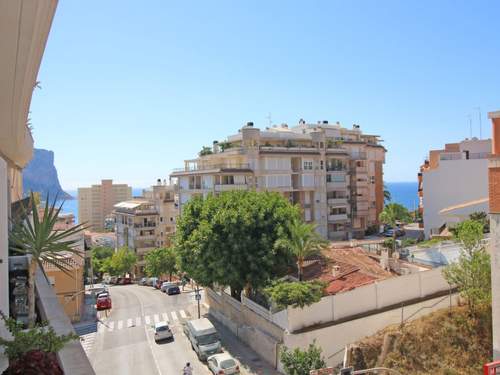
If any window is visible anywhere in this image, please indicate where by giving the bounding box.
[320,160,324,170]
[160,217,163,222]
[327,174,345,183]
[303,161,313,170]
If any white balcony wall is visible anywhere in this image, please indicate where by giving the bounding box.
[301,174,315,188]
[179,176,189,190]
[202,175,213,189]
[264,175,291,188]
[262,157,291,171]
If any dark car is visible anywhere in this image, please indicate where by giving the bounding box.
[166,286,180,295]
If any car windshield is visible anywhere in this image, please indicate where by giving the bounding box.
[197,333,219,345]
[220,359,236,369]
[156,325,169,332]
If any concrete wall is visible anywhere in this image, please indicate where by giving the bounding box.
[281,293,459,370]
[422,158,488,238]
[206,289,283,367]
[284,268,450,332]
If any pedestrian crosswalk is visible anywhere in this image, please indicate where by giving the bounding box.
[97,309,190,333]
[80,332,96,355]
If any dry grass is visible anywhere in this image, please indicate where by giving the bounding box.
[353,305,492,375]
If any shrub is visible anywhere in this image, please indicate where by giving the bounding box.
[280,341,326,375]
[265,280,325,309]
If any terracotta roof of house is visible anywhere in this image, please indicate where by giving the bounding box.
[303,247,392,295]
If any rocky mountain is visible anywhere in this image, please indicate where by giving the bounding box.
[22,148,73,200]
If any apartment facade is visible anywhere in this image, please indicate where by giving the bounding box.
[418,138,491,238]
[171,121,385,240]
[78,179,132,231]
[142,180,178,248]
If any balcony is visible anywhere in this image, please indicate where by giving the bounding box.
[259,145,319,154]
[351,152,367,160]
[214,184,248,192]
[355,166,368,175]
[172,163,251,175]
[328,214,349,222]
[134,222,156,228]
[327,197,348,206]
[326,181,347,190]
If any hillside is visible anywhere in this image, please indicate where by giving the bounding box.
[22,148,72,200]
[350,305,492,375]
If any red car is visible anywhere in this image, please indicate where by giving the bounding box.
[96,294,112,310]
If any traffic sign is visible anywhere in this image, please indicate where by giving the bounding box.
[195,294,201,301]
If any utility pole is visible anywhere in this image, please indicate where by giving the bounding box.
[468,114,473,139]
[474,107,482,139]
[195,284,201,318]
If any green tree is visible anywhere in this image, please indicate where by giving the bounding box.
[276,220,327,281]
[280,341,326,375]
[198,146,213,156]
[144,247,178,280]
[110,247,137,276]
[469,211,489,233]
[379,203,411,255]
[175,191,300,300]
[91,246,114,278]
[443,220,491,314]
[265,281,325,309]
[383,184,391,203]
[9,192,87,326]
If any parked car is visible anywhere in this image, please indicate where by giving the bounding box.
[109,276,117,285]
[383,227,405,238]
[154,279,163,289]
[139,277,148,286]
[96,294,112,310]
[166,286,180,295]
[160,281,176,293]
[184,318,222,361]
[148,277,158,287]
[154,321,173,342]
[207,353,240,375]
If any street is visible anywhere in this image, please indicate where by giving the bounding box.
[81,284,278,375]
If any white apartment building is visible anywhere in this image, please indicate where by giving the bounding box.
[78,179,132,231]
[170,120,386,240]
[114,182,178,276]
[418,138,491,238]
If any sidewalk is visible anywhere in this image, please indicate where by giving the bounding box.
[208,316,281,375]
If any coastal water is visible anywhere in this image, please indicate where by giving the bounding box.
[60,183,418,223]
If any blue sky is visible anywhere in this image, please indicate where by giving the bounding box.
[30,1,500,189]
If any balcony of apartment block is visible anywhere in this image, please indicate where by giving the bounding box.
[134,222,156,229]
[327,197,349,206]
[354,165,368,176]
[326,181,348,190]
[440,151,491,161]
[214,183,248,192]
[7,256,94,374]
[172,162,251,176]
[327,213,349,222]
[135,232,156,241]
[259,144,319,154]
[351,151,367,160]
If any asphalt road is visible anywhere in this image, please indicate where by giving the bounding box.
[88,284,211,375]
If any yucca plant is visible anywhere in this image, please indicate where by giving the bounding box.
[278,220,328,281]
[9,192,88,326]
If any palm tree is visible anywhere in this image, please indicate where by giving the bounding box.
[281,220,328,281]
[9,192,88,326]
[379,203,411,256]
[383,184,391,203]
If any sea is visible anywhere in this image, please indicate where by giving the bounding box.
[60,183,418,223]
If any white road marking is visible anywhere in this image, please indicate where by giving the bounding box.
[80,332,96,355]
[97,322,105,333]
[179,310,187,319]
[117,320,123,330]
[136,317,142,326]
[162,312,169,322]
[154,314,160,324]
[127,318,133,328]
[136,291,163,375]
[108,321,115,332]
[145,315,151,325]
[171,311,178,320]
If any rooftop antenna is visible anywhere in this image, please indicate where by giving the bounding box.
[467,114,473,139]
[474,106,482,139]
[266,112,272,127]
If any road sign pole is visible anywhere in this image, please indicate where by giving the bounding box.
[196,284,201,318]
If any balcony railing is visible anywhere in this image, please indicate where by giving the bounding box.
[173,163,251,172]
[327,198,348,206]
[351,152,367,160]
[134,223,156,228]
[328,213,349,222]
[214,184,248,192]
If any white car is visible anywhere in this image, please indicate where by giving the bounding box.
[154,321,173,342]
[207,353,240,375]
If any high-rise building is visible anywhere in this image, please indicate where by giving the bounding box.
[418,138,491,238]
[170,120,386,240]
[78,179,132,231]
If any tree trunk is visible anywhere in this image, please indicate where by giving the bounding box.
[169,272,172,282]
[230,286,242,301]
[28,258,36,327]
[297,259,303,281]
[391,231,397,258]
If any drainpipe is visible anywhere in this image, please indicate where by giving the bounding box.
[488,110,500,360]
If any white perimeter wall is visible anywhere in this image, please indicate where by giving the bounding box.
[422,158,488,238]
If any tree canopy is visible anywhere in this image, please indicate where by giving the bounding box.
[443,219,490,313]
[280,341,326,375]
[91,246,114,277]
[265,280,325,309]
[379,203,412,254]
[144,247,178,280]
[175,191,301,299]
[108,247,137,276]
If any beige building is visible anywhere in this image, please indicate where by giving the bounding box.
[78,179,132,231]
[171,120,386,240]
[114,182,178,276]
